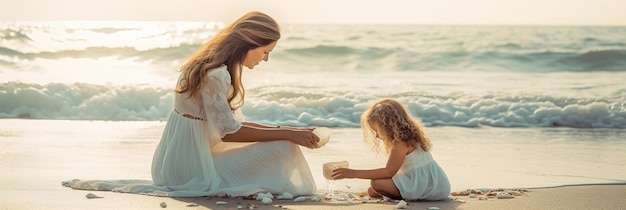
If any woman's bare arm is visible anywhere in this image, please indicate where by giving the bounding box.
[242,121,315,131]
[242,121,277,128]
[222,125,319,149]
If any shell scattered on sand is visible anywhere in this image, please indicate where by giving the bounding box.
[293,196,307,202]
[261,197,273,205]
[496,192,515,199]
[451,188,529,200]
[395,200,407,209]
[186,202,199,207]
[382,196,392,202]
[256,192,273,201]
[427,207,440,210]
[216,201,228,205]
[453,197,466,203]
[334,196,348,201]
[159,201,167,208]
[85,193,103,199]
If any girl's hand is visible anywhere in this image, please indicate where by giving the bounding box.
[331,168,353,180]
[288,130,319,149]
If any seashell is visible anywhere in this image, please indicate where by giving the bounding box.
[256,192,273,200]
[186,202,198,207]
[313,127,332,148]
[160,201,167,208]
[478,195,488,200]
[261,197,273,205]
[293,196,307,202]
[454,197,466,203]
[395,200,407,209]
[496,192,515,199]
[382,196,391,202]
[85,193,103,199]
[451,189,471,196]
[428,207,440,210]
[276,192,294,200]
[216,201,228,205]
[237,205,243,209]
[334,197,347,201]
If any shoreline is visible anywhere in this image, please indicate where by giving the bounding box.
[1,183,625,209]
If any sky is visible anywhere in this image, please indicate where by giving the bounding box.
[1,0,625,25]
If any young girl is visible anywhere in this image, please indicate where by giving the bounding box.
[332,98,450,201]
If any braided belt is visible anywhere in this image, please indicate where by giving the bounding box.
[174,109,206,121]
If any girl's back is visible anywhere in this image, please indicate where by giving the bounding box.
[393,146,451,201]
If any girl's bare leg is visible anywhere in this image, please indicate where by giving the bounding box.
[369,179,402,200]
[367,187,380,197]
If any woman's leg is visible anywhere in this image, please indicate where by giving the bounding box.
[368,179,402,200]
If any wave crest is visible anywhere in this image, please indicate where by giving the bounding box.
[2,82,625,128]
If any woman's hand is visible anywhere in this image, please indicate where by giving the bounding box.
[331,168,354,180]
[288,129,320,149]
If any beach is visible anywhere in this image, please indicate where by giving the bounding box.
[1,23,626,209]
[3,183,626,210]
[1,119,625,209]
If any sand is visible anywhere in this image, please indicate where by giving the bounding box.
[2,120,625,209]
[1,184,625,209]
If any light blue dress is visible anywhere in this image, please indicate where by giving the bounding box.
[63,65,317,197]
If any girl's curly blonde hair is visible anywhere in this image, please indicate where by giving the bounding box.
[361,98,432,155]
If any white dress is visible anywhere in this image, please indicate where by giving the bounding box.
[392,147,450,201]
[63,65,317,197]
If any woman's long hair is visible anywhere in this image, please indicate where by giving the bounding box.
[361,98,432,155]
[175,11,280,110]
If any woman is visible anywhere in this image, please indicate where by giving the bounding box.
[153,10,319,197]
[63,11,319,197]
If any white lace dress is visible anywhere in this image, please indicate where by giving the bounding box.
[63,65,317,197]
[392,147,451,201]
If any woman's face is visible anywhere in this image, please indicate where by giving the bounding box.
[243,41,277,69]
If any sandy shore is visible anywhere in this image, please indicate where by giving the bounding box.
[0,184,624,209]
[2,120,625,209]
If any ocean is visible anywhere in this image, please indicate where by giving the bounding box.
[1,22,625,193]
